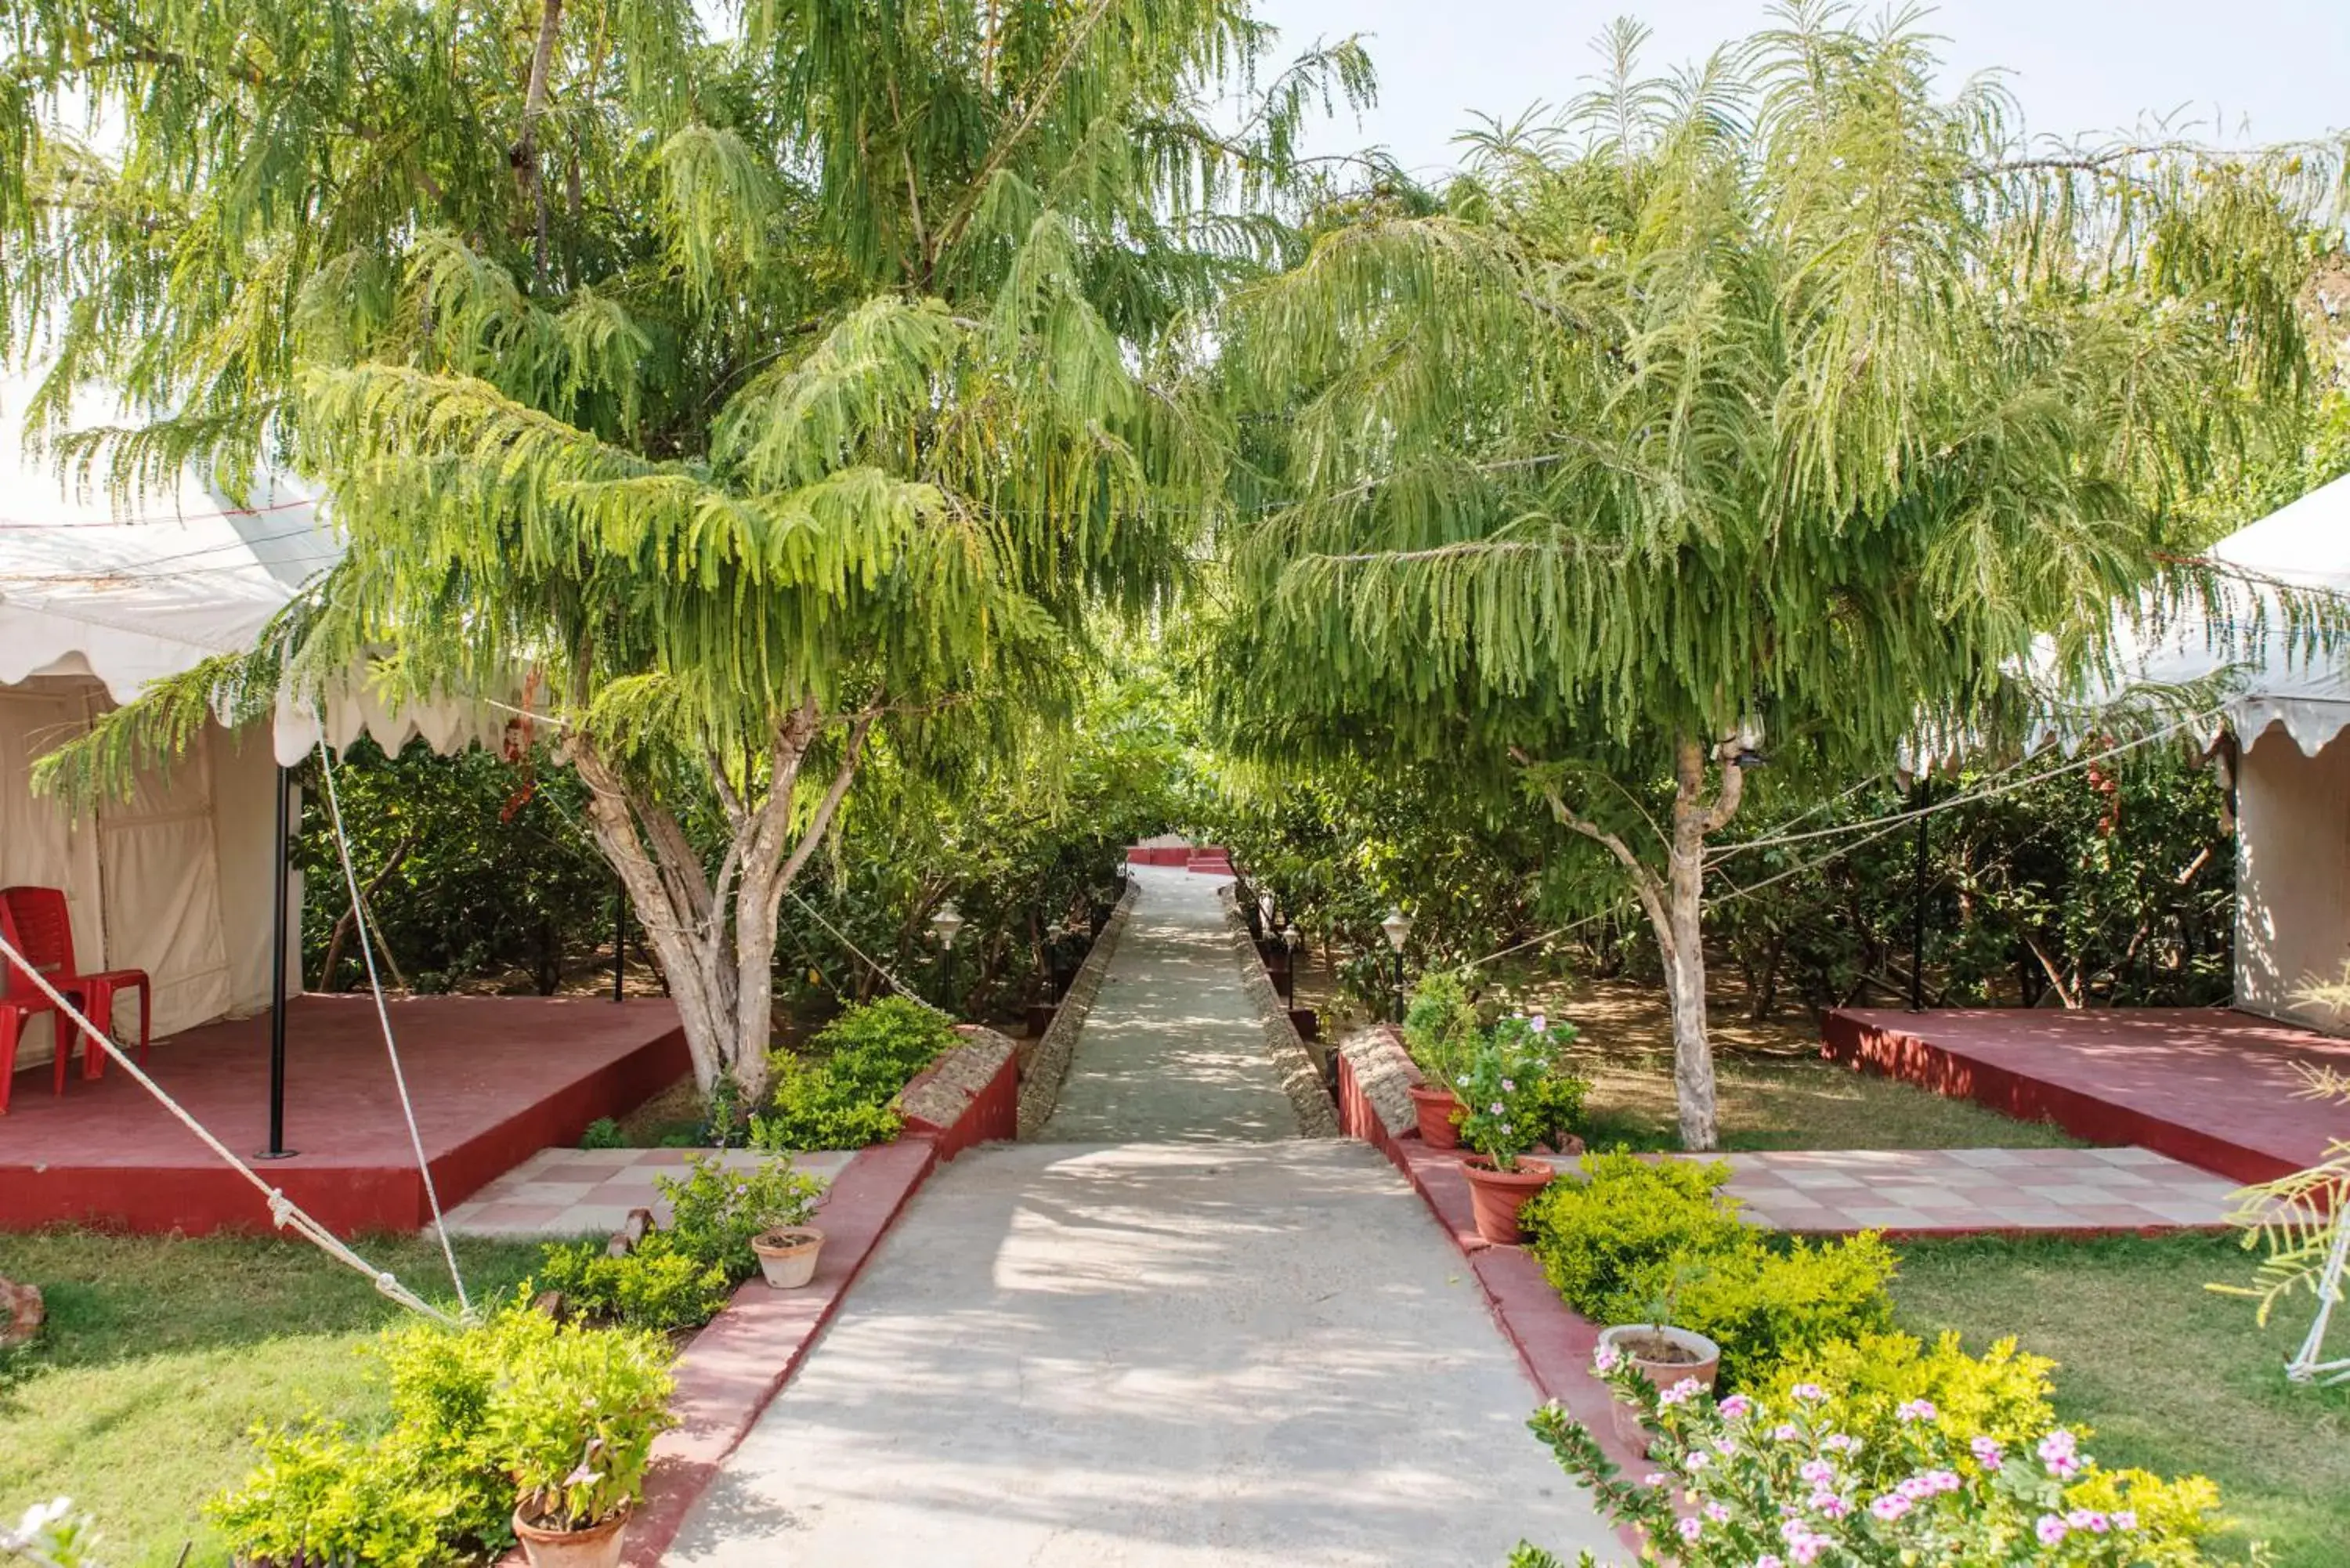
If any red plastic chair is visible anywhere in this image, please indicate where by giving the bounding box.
[0,887,149,1086]
[0,900,93,1115]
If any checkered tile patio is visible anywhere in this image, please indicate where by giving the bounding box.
[443,1146,859,1238]
[1699,1147,2242,1236]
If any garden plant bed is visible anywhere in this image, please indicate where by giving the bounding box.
[1893,1232,2350,1568]
[0,1230,546,1566]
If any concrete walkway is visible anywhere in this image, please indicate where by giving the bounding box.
[667,865,1614,1566]
[1039,865,1301,1143]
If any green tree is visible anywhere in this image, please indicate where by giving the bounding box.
[5,0,1368,1096]
[1213,7,2338,1146]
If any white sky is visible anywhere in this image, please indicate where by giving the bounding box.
[1251,0,2350,179]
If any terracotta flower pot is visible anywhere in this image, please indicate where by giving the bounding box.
[1459,1154,1554,1245]
[1596,1324,1722,1452]
[513,1503,631,1568]
[752,1226,826,1289]
[1407,1084,1464,1149]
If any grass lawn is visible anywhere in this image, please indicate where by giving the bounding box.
[1894,1232,2350,1568]
[0,1230,549,1566]
[1546,979,2081,1152]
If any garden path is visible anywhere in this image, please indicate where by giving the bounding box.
[1036,864,1302,1142]
[665,865,1615,1566]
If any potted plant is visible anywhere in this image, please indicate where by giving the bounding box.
[661,1153,830,1291]
[495,1317,677,1568]
[1401,972,1482,1148]
[1595,1263,1720,1447]
[1454,1015,1574,1244]
[751,1223,826,1289]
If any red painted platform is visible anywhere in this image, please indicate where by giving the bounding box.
[0,995,689,1236]
[1824,1007,2350,1185]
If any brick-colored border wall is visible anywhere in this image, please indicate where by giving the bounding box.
[1217,885,1338,1137]
[1016,876,1138,1137]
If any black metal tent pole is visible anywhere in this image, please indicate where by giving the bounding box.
[612,881,627,1003]
[1908,778,1931,1013]
[258,763,297,1159]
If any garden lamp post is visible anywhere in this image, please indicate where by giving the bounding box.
[931,899,965,1013]
[1281,922,1302,1006]
[1380,907,1412,1022]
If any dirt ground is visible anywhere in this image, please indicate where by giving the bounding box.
[1294,952,2077,1154]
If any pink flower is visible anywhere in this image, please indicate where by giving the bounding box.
[1923,1470,1961,1494]
[1757,1557,1784,1568]
[1821,1433,1860,1454]
[1704,1502,1730,1523]
[2066,1509,2111,1534]
[1895,1398,1938,1423]
[1659,1377,1701,1407]
[1488,1102,1505,1116]
[1593,1344,1622,1374]
[1772,1422,1801,1442]
[1895,1476,1932,1501]
[1640,1472,1666,1488]
[1799,1459,1836,1487]
[2036,1515,2070,1546]
[1809,1490,1851,1519]
[1676,1516,1704,1543]
[1530,1013,1547,1031]
[1500,1078,1517,1093]
[1791,1382,1828,1403]
[2113,1511,2138,1532]
[1969,1436,2004,1469]
[1684,1451,1712,1472]
[1868,1493,1911,1522]
[1718,1393,1752,1419]
[1790,1541,1825,1566]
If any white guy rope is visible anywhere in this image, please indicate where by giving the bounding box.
[0,927,456,1325]
[785,888,957,1021]
[315,742,472,1313]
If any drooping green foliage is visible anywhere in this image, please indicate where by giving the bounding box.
[5,0,1371,1093]
[1210,4,2343,1145]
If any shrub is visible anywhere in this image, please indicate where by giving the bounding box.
[482,1305,674,1532]
[1401,970,1483,1081]
[1522,1153,1748,1315]
[539,1154,829,1332]
[1608,1233,1900,1391]
[578,1117,626,1151]
[750,997,957,1151]
[1455,1013,1587,1169]
[207,1423,468,1568]
[538,1234,736,1335]
[1759,1331,2059,1478]
[1518,1353,2232,1566]
[212,1301,675,1561]
[657,1154,826,1280]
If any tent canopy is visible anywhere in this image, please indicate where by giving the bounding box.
[2117,471,2350,755]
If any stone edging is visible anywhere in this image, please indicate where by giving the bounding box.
[1016,876,1140,1139]
[1217,885,1340,1138]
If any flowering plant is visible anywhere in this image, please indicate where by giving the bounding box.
[1455,1013,1579,1170]
[2,1498,103,1568]
[1512,1348,2229,1565]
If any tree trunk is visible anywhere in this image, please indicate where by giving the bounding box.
[566,708,875,1106]
[1527,733,1744,1151]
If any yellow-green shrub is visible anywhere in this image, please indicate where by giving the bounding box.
[2064,1469,2225,1564]
[1609,1232,1900,1390]
[1521,1152,1748,1313]
[1759,1330,2059,1472]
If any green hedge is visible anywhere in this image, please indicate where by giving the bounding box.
[750,996,960,1152]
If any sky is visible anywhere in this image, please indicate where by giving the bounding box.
[1249,0,2350,180]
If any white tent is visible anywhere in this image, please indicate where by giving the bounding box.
[2113,472,2350,1031]
[0,384,498,1073]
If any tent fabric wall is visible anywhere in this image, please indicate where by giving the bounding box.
[1,675,286,1072]
[2236,725,2350,1035]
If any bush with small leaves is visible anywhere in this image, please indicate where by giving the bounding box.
[1607,1232,1900,1392]
[750,998,958,1152]
[1521,1152,1748,1315]
[1518,1349,2233,1565]
[537,1235,736,1335]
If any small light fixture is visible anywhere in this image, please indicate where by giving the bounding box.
[1282,922,1303,952]
[930,900,965,952]
[1730,714,1768,770]
[1380,908,1412,954]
